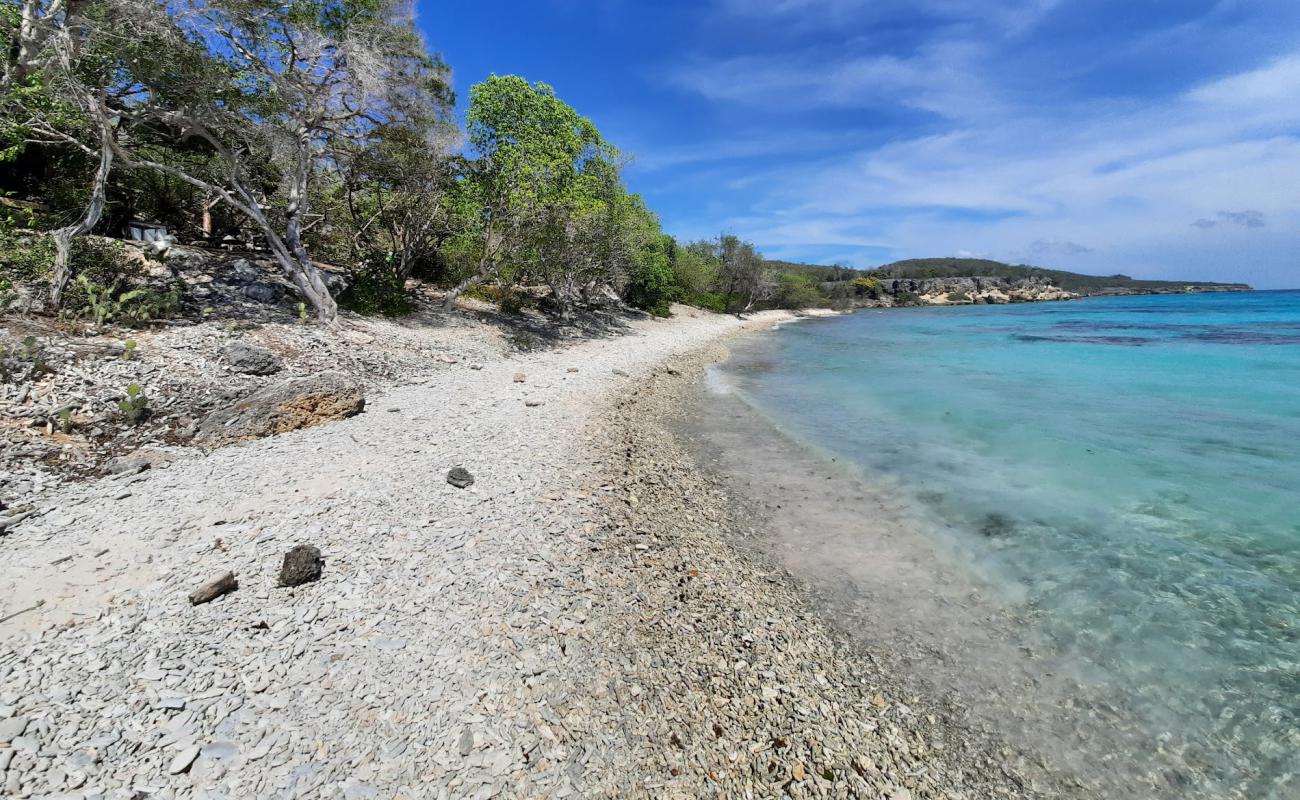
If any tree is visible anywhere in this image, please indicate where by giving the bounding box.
[713,234,772,314]
[2,0,122,307]
[444,75,607,311]
[332,124,459,281]
[103,0,453,322]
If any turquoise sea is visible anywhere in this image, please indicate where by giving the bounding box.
[717,291,1300,798]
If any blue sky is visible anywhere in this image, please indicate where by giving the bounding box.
[423,1,1300,288]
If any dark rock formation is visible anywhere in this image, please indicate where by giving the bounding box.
[447,467,474,488]
[222,340,283,376]
[278,545,324,587]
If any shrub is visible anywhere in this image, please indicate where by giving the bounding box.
[680,291,728,313]
[465,284,529,315]
[66,275,182,327]
[0,229,55,282]
[626,249,674,317]
[117,382,148,423]
[947,290,971,302]
[339,263,415,317]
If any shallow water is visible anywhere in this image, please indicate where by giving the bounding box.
[715,292,1300,799]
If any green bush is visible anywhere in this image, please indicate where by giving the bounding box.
[66,275,182,327]
[117,382,148,423]
[465,284,529,315]
[59,237,144,309]
[0,229,55,282]
[626,244,674,317]
[340,263,415,316]
[679,291,728,313]
[947,290,971,302]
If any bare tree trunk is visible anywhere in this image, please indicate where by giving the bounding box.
[200,192,216,238]
[49,105,113,308]
[443,221,500,311]
[442,266,490,311]
[282,127,338,323]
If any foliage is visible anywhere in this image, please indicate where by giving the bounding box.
[67,274,182,327]
[874,258,1249,292]
[625,235,675,317]
[339,260,416,317]
[947,290,971,302]
[117,382,148,423]
[122,339,137,360]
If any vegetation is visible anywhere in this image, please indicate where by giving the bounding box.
[116,382,148,423]
[2,2,1241,326]
[0,0,855,325]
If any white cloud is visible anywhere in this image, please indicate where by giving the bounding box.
[657,46,1300,284]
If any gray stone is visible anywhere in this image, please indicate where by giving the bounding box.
[446,467,474,489]
[222,341,283,376]
[278,545,323,588]
[106,457,150,476]
[168,746,201,775]
[0,716,27,743]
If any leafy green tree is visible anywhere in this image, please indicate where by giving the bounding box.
[444,75,608,310]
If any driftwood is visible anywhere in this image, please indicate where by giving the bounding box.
[188,571,238,605]
[0,599,46,625]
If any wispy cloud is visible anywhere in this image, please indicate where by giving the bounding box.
[1193,210,1268,229]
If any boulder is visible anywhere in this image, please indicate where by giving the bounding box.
[278,544,323,587]
[222,340,282,376]
[446,467,474,488]
[194,371,365,447]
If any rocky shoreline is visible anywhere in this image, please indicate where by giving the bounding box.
[1,307,1056,799]
[586,338,1035,798]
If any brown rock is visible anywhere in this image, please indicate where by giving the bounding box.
[512,372,526,383]
[194,371,364,447]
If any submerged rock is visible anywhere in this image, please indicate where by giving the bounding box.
[194,371,364,447]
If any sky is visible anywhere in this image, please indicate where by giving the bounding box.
[422,1,1300,288]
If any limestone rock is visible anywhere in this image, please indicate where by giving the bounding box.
[242,281,282,304]
[194,371,364,447]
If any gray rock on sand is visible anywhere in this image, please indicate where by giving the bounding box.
[446,467,474,488]
[194,371,365,447]
[222,340,283,376]
[279,544,324,587]
[0,716,28,743]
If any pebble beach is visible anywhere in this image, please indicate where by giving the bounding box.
[1,307,1051,799]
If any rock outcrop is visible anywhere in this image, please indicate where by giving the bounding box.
[868,276,1079,307]
[194,371,365,447]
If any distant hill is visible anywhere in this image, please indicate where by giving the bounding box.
[754,255,1251,310]
[866,258,1252,294]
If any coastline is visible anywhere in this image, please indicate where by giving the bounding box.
[582,317,1061,798]
[1,306,1042,798]
[668,306,1295,800]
